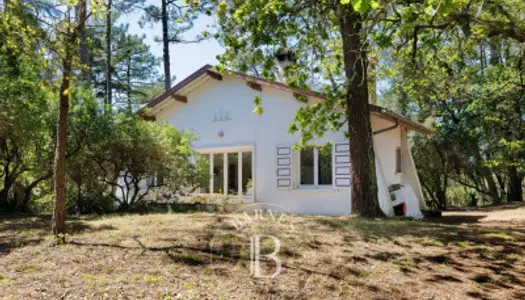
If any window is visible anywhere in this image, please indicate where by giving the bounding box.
[299,146,332,187]
[156,172,165,186]
[198,149,253,197]
[318,149,332,185]
[146,172,165,188]
[199,155,210,193]
[213,153,224,193]
[146,176,155,187]
[395,147,402,174]
[300,149,314,185]
[241,152,253,195]
[227,153,238,195]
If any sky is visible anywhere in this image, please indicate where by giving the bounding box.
[119,5,388,96]
[122,2,224,85]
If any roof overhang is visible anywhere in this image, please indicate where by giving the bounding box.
[140,65,432,135]
[369,104,432,135]
[138,65,220,116]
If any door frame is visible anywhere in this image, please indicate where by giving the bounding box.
[195,144,255,203]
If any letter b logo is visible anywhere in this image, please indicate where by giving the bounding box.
[250,235,281,278]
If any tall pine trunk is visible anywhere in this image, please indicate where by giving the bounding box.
[77,1,90,84]
[339,5,383,217]
[161,0,170,90]
[53,43,73,236]
[127,53,132,112]
[484,39,503,204]
[106,0,113,105]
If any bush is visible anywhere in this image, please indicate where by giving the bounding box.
[29,194,54,215]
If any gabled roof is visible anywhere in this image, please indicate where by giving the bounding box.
[142,64,432,135]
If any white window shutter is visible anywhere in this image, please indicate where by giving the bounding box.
[333,142,351,188]
[276,146,293,189]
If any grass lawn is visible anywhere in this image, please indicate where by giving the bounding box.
[1,205,525,299]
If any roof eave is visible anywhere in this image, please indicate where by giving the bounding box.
[369,104,432,135]
[139,65,432,135]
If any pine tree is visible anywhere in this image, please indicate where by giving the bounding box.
[141,0,214,90]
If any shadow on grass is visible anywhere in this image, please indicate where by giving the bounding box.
[425,214,487,225]
[316,216,525,296]
[0,215,116,254]
[317,217,524,248]
[67,238,241,267]
[447,202,525,212]
[67,236,348,281]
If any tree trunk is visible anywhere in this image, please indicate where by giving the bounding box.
[442,174,448,210]
[77,2,90,84]
[105,0,113,105]
[484,172,499,204]
[471,141,500,204]
[0,188,8,212]
[0,165,9,211]
[76,180,82,213]
[161,0,171,91]
[507,166,523,202]
[127,52,132,112]
[21,188,32,213]
[52,8,81,234]
[437,190,447,210]
[0,167,17,212]
[479,42,486,71]
[53,54,72,235]
[339,5,383,218]
[489,38,501,66]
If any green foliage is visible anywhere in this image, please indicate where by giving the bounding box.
[140,0,214,47]
[252,95,264,115]
[214,0,352,147]
[341,0,379,14]
[2,0,524,218]
[89,21,161,110]
[0,46,54,212]
[380,0,525,205]
[80,113,207,210]
[0,0,210,216]
[216,0,525,209]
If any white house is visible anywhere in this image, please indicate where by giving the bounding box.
[140,64,431,217]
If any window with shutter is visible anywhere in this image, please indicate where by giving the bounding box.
[297,146,333,187]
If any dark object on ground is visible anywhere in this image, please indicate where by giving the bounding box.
[423,209,442,218]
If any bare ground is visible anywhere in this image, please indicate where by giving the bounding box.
[1,205,525,299]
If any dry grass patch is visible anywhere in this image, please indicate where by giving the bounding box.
[0,208,524,299]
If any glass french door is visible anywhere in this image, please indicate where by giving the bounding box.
[199,149,254,200]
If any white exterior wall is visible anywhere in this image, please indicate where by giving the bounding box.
[371,117,403,186]
[400,128,427,209]
[154,75,420,216]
